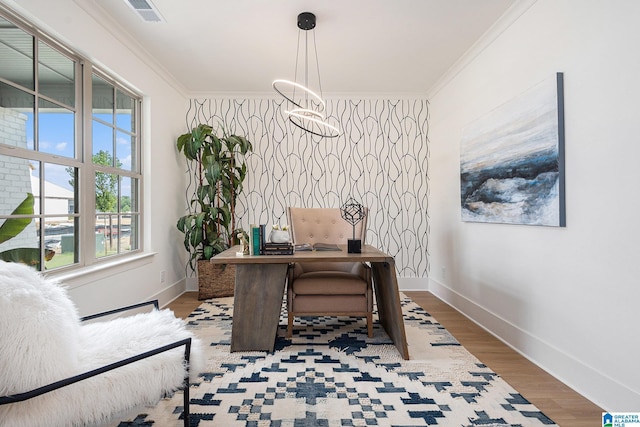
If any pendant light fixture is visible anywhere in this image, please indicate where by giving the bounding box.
[273,12,341,138]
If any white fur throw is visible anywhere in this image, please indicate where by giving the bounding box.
[0,261,203,427]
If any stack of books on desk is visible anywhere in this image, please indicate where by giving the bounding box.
[262,242,294,255]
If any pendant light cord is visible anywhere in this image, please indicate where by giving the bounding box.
[312,29,323,101]
[272,11,341,138]
[293,30,301,109]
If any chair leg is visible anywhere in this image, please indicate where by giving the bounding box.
[183,375,190,427]
[367,313,373,338]
[287,312,294,338]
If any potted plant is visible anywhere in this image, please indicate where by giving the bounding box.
[176,123,252,299]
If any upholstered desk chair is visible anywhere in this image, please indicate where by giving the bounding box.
[286,207,373,338]
[0,260,203,427]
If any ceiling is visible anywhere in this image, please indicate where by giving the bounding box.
[87,0,515,96]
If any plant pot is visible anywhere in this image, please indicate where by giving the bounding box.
[269,230,290,243]
[197,260,236,300]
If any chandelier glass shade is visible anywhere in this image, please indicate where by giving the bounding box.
[272,12,340,138]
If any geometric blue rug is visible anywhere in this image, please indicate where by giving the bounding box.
[113,295,557,426]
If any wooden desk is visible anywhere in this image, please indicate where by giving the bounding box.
[210,244,409,359]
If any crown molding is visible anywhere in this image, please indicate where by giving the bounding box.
[70,0,188,97]
[426,0,538,99]
[187,91,428,101]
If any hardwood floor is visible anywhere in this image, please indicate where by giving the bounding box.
[166,291,201,319]
[167,290,603,427]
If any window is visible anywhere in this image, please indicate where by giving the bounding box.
[91,73,141,258]
[0,8,143,271]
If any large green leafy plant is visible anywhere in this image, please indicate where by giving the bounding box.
[0,193,52,268]
[176,124,252,271]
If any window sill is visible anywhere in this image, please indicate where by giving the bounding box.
[47,252,157,290]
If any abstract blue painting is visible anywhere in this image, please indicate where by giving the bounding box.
[460,73,565,226]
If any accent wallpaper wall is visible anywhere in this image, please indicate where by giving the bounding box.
[185,98,429,277]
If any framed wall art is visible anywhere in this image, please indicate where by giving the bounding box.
[460,73,565,227]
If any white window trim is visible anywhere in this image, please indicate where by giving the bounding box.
[0,4,145,274]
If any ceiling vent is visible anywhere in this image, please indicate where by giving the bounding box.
[124,0,165,23]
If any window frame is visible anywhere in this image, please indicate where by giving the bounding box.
[0,5,144,273]
[87,69,143,263]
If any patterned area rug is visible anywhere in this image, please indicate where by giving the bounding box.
[113,295,557,426]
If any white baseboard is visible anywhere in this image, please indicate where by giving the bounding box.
[185,276,198,292]
[398,276,428,291]
[153,279,187,308]
[428,278,638,411]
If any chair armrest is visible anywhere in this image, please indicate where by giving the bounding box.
[288,262,305,280]
[80,300,160,322]
[0,337,191,405]
[350,262,371,281]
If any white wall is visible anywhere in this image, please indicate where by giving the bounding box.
[428,0,640,411]
[2,0,190,315]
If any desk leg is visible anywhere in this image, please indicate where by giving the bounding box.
[231,263,288,352]
[371,261,409,360]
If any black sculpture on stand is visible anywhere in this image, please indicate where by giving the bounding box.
[341,198,366,253]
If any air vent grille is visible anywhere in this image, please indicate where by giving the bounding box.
[128,0,152,9]
[124,0,165,23]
